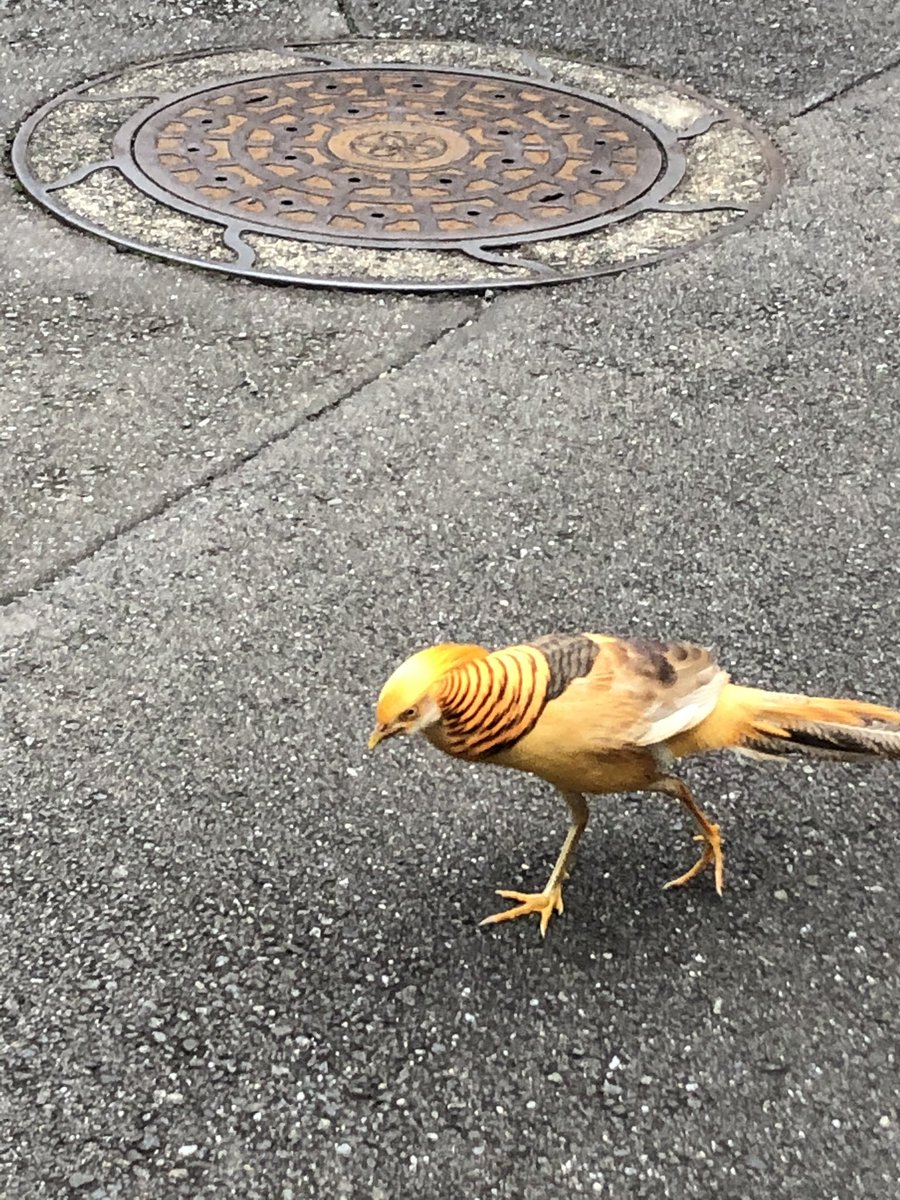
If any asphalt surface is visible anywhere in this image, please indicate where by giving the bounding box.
[2,3,899,1198]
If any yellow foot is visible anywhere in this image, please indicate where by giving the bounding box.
[663,824,725,896]
[479,885,564,938]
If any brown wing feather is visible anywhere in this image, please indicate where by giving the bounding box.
[563,635,729,749]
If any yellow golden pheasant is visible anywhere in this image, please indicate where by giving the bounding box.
[368,634,900,935]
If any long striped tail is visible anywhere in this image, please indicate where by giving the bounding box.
[731,687,900,761]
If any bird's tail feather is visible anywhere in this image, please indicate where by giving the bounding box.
[728,686,900,762]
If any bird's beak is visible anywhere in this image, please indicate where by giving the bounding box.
[368,724,390,750]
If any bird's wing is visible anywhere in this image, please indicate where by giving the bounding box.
[556,635,729,750]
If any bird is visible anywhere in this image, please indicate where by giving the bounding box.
[368,633,900,936]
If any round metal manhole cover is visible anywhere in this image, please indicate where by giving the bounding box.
[130,68,677,245]
[12,40,784,291]
[127,67,679,245]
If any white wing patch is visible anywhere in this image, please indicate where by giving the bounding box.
[634,669,729,746]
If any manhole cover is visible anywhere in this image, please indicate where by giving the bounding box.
[130,68,679,244]
[12,40,784,291]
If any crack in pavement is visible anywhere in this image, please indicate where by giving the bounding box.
[336,0,373,37]
[0,300,484,610]
[791,52,900,117]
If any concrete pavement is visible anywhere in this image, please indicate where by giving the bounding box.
[1,2,898,1197]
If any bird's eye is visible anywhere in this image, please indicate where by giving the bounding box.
[399,707,417,722]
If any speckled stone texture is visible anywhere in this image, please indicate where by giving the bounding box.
[1,2,899,1199]
[343,0,900,121]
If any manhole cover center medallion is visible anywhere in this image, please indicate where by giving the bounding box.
[326,123,471,169]
[129,67,670,243]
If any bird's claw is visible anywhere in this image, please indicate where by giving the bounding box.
[662,822,725,896]
[480,885,565,938]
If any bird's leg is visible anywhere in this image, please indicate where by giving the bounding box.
[653,775,725,896]
[480,792,589,937]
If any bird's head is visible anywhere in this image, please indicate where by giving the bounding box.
[368,642,489,749]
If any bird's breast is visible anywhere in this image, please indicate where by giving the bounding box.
[490,737,660,794]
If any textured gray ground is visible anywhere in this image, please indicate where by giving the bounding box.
[345,0,900,120]
[1,2,899,1198]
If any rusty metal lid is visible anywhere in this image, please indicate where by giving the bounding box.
[12,41,784,291]
[126,66,680,247]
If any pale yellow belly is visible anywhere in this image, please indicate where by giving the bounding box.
[488,743,661,795]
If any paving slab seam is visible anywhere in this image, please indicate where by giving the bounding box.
[337,0,374,37]
[790,51,900,117]
[302,301,482,423]
[0,301,481,611]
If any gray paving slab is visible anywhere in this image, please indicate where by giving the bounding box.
[346,0,900,120]
[0,2,352,133]
[1,59,898,1200]
[0,214,474,600]
[0,4,477,601]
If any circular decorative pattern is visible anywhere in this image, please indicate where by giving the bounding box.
[125,67,674,245]
[327,122,471,169]
[10,40,785,291]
